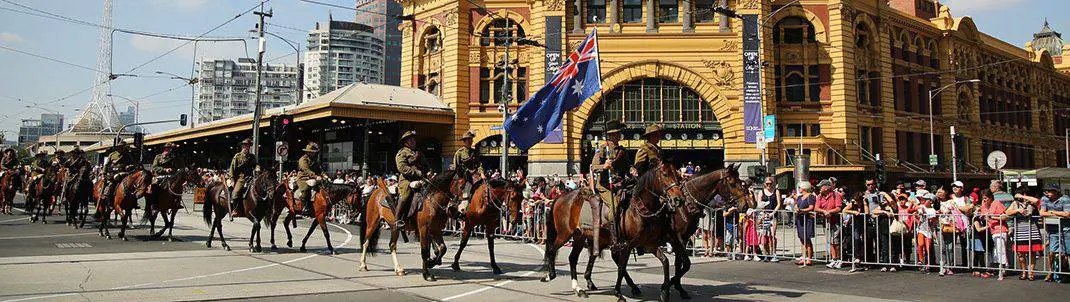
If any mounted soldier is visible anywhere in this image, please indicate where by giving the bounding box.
[395,130,429,228]
[453,130,483,214]
[103,141,138,199]
[66,147,90,175]
[294,141,323,214]
[228,139,256,216]
[29,150,49,187]
[0,148,19,178]
[590,120,629,251]
[633,124,665,178]
[50,150,67,170]
[150,143,184,195]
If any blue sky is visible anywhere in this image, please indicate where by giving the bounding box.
[0,0,1067,136]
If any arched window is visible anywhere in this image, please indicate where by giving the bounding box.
[588,78,719,129]
[475,18,529,106]
[773,17,816,44]
[418,26,442,96]
[855,22,880,106]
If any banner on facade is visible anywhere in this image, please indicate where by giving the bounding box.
[742,14,761,143]
[543,15,565,143]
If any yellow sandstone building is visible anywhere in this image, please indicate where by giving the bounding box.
[399,0,1070,180]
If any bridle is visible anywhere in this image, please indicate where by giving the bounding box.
[633,167,684,218]
[680,170,746,214]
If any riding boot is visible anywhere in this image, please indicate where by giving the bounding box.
[394,199,409,228]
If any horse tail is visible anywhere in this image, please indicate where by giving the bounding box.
[203,190,214,226]
[543,198,557,259]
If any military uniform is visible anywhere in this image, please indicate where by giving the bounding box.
[633,125,665,177]
[453,131,483,199]
[0,149,19,179]
[294,142,322,207]
[150,143,183,194]
[229,139,257,211]
[103,144,137,197]
[29,153,48,185]
[395,131,428,224]
[592,141,628,212]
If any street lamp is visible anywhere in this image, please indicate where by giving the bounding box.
[253,30,304,104]
[928,79,980,167]
[156,71,199,128]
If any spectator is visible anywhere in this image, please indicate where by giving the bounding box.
[844,179,881,272]
[755,177,782,262]
[1009,191,1044,280]
[868,182,895,272]
[915,193,937,274]
[794,181,816,267]
[937,186,967,276]
[980,189,1009,280]
[1036,184,1070,282]
[950,181,975,267]
[892,192,913,270]
[971,206,993,278]
[815,179,844,269]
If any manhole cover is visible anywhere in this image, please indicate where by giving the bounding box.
[55,243,93,248]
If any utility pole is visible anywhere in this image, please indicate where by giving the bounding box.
[500,18,512,176]
[950,126,958,182]
[250,2,272,163]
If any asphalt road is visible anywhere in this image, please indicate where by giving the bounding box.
[0,195,1066,302]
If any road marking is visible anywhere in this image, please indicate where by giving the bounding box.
[440,243,546,301]
[0,217,28,223]
[0,232,96,240]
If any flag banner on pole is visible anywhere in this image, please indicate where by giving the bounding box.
[504,29,601,151]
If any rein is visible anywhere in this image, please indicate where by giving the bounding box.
[632,172,683,218]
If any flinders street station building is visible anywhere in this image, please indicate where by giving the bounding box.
[397,0,1070,181]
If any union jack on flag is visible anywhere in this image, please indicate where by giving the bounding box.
[504,29,601,151]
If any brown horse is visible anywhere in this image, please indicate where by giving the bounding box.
[202,181,233,250]
[112,170,149,240]
[143,167,200,241]
[0,169,22,215]
[298,181,362,254]
[413,170,459,281]
[358,176,407,275]
[541,163,682,298]
[230,170,278,252]
[62,164,93,228]
[26,168,59,223]
[664,163,752,299]
[449,177,525,274]
[94,176,112,238]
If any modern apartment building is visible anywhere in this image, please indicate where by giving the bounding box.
[355,0,403,85]
[194,58,300,123]
[18,113,63,146]
[304,18,385,100]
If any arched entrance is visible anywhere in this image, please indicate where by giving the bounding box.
[580,78,724,174]
[477,134,528,174]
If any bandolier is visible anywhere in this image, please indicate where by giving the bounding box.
[453,131,483,198]
[591,120,629,251]
[395,130,428,227]
[228,139,256,215]
[633,124,665,178]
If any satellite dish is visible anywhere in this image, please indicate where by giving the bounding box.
[987,150,1007,170]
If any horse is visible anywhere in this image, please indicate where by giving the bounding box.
[664,163,752,299]
[231,169,278,252]
[298,181,362,254]
[142,167,200,241]
[265,177,302,250]
[26,168,58,223]
[0,168,22,215]
[62,164,94,228]
[358,176,407,275]
[541,163,682,298]
[112,170,150,240]
[413,170,459,281]
[202,181,233,250]
[94,174,112,238]
[449,177,525,274]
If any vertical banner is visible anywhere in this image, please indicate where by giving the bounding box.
[742,14,761,143]
[543,16,565,143]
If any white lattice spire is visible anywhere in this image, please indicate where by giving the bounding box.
[69,0,121,133]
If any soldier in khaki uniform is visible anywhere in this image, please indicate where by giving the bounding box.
[591,120,628,251]
[395,130,428,227]
[295,142,322,211]
[103,141,137,198]
[633,124,665,178]
[0,148,19,180]
[228,139,256,215]
[149,143,183,195]
[453,131,483,199]
[29,151,49,184]
[50,150,66,169]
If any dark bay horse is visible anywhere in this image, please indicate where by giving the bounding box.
[298,181,362,254]
[414,170,458,281]
[1,169,22,215]
[26,168,59,223]
[542,163,681,298]
[450,177,525,274]
[232,170,278,252]
[62,165,93,228]
[202,181,233,250]
[359,176,407,275]
[112,170,149,240]
[143,168,200,241]
[664,163,752,299]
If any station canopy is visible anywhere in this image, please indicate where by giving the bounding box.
[88,83,454,152]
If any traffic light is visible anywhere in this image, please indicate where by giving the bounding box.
[875,159,887,185]
[179,114,187,126]
[133,132,144,149]
[273,114,293,142]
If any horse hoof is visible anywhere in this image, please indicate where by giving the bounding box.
[167,237,175,242]
[225,246,232,251]
[588,282,598,291]
[270,245,277,251]
[576,290,588,298]
[423,274,436,282]
[492,268,503,275]
[540,276,551,282]
[121,237,127,242]
[286,241,293,248]
[358,266,368,272]
[660,291,670,302]
[206,242,212,248]
[299,247,307,253]
[679,291,692,300]
[616,296,627,302]
[451,263,460,271]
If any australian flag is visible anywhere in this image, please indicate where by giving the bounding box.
[504,29,601,151]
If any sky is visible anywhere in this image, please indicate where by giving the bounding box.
[0,0,1067,137]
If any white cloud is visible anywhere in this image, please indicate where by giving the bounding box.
[128,35,249,61]
[151,0,208,11]
[942,0,1027,13]
[0,32,25,43]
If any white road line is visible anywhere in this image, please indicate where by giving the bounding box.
[0,217,28,223]
[440,243,546,301]
[0,232,96,240]
[0,213,353,302]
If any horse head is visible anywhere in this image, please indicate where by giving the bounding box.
[682,163,752,211]
[504,177,526,224]
[633,162,685,213]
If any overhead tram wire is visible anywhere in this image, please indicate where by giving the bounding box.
[0,45,171,78]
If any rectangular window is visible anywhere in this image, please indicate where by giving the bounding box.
[695,0,715,23]
[810,124,821,136]
[645,80,663,122]
[856,70,868,105]
[516,67,528,103]
[623,0,642,23]
[659,0,678,23]
[808,65,821,102]
[587,0,607,23]
[624,86,643,123]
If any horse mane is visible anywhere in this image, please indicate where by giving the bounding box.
[322,182,357,197]
[635,163,673,191]
[487,178,508,189]
[426,170,456,192]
